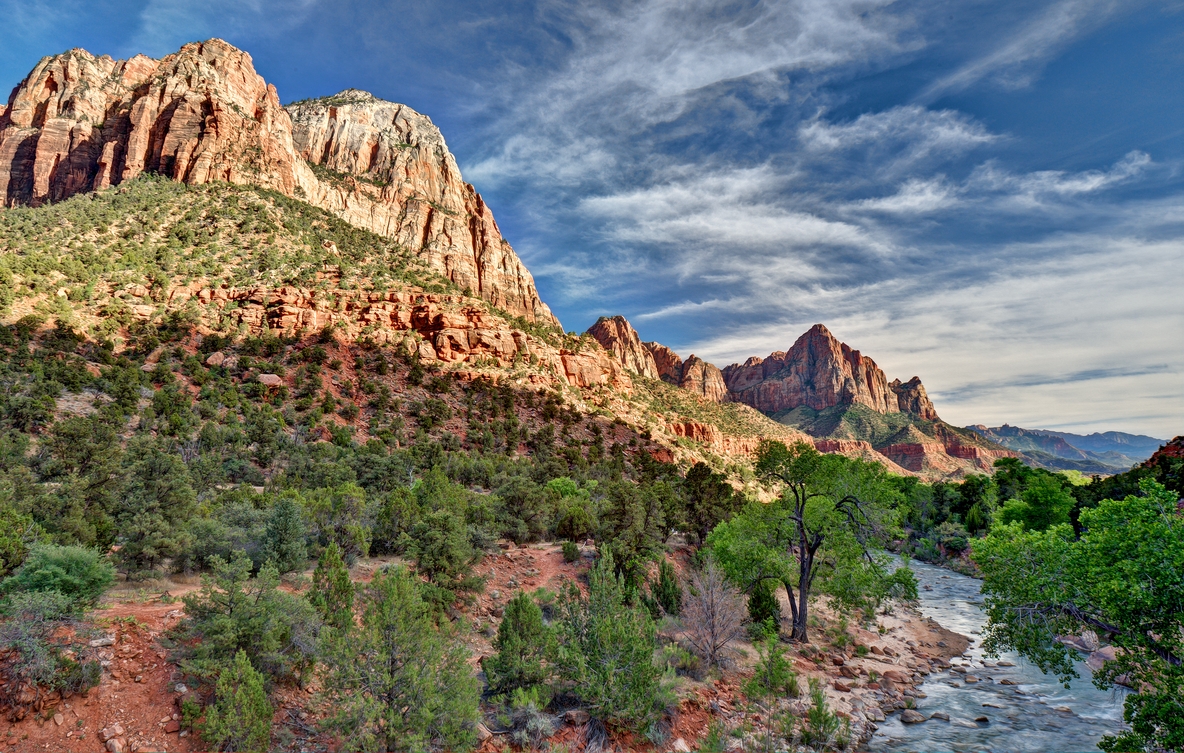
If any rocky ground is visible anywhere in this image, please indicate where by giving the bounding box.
[0,545,973,753]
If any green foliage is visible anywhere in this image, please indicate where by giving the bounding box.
[176,554,321,685]
[115,439,197,574]
[744,631,799,701]
[309,542,355,631]
[0,591,102,704]
[302,482,372,560]
[484,590,553,695]
[561,540,580,563]
[996,473,1075,531]
[555,548,662,731]
[319,566,480,753]
[0,505,47,577]
[974,480,1183,753]
[202,649,272,753]
[409,509,481,603]
[681,462,741,544]
[263,493,307,574]
[802,678,840,748]
[747,579,782,638]
[0,544,113,608]
[507,686,555,749]
[649,558,682,617]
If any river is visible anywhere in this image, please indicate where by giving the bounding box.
[866,559,1129,753]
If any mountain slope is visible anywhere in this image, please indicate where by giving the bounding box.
[0,39,554,323]
[966,424,1163,473]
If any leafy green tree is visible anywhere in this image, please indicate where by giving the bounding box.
[319,566,480,753]
[996,473,1075,531]
[263,493,307,574]
[708,441,904,642]
[682,463,741,545]
[555,548,662,731]
[483,591,553,695]
[203,649,272,753]
[973,480,1183,753]
[309,542,354,631]
[0,544,113,608]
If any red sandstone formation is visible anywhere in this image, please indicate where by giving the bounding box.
[586,316,659,379]
[0,41,554,323]
[721,324,938,419]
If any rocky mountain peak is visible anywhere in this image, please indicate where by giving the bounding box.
[0,39,556,324]
[586,316,659,379]
[722,323,938,419]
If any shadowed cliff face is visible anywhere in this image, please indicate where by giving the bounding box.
[0,40,556,324]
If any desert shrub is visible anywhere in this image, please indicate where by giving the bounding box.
[302,482,372,560]
[318,566,480,752]
[115,440,197,574]
[508,686,555,749]
[309,542,354,631]
[555,549,662,731]
[561,540,580,563]
[173,502,268,573]
[0,591,102,710]
[682,562,745,670]
[176,554,321,685]
[0,505,45,576]
[202,649,272,753]
[681,463,741,545]
[483,591,552,695]
[0,544,114,608]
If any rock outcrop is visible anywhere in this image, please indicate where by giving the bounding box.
[0,40,555,323]
[722,324,938,419]
[645,341,684,385]
[678,356,729,402]
[586,316,659,379]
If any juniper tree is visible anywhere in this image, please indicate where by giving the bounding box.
[309,542,354,631]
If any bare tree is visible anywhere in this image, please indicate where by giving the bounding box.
[682,561,746,669]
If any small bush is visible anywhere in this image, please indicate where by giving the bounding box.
[0,545,114,609]
[744,632,798,701]
[802,678,840,747]
[650,559,681,617]
[203,649,272,753]
[561,540,580,563]
[508,686,555,749]
[747,580,781,639]
[309,542,354,631]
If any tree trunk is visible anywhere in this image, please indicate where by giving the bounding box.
[791,581,809,642]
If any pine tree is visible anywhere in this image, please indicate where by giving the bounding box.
[484,591,552,695]
[264,494,307,574]
[309,542,354,631]
[651,558,682,616]
[319,567,480,753]
[203,649,272,753]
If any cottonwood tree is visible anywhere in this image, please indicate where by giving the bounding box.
[708,441,913,642]
[974,479,1183,753]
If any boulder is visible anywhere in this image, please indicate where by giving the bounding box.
[900,710,926,724]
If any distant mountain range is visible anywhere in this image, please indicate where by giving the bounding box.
[966,425,1166,474]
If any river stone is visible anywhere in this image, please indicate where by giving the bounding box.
[900,710,926,724]
[975,716,989,723]
[964,675,979,683]
[866,706,885,722]
[930,711,950,721]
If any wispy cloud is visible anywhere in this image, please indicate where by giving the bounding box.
[127,0,321,57]
[918,0,1134,101]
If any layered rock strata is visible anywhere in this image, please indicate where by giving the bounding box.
[721,324,938,419]
[0,40,554,323]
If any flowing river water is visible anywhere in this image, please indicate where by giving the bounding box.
[867,559,1129,752]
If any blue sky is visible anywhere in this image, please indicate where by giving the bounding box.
[3,0,1182,438]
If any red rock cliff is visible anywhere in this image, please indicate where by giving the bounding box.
[722,324,938,419]
[586,315,659,379]
[0,41,555,324]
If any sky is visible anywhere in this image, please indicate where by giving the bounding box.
[2,0,1182,438]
